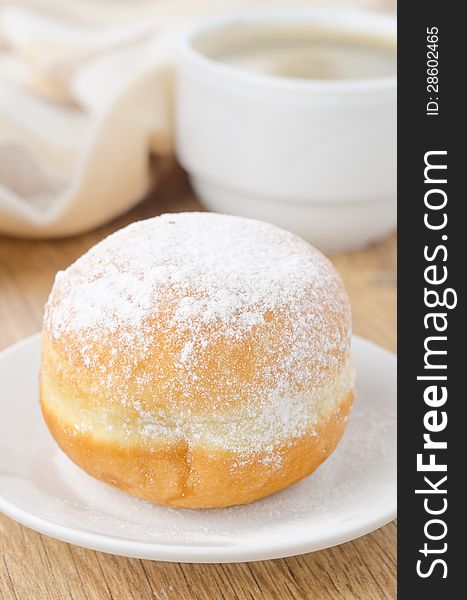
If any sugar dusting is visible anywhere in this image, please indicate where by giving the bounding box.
[43,212,352,455]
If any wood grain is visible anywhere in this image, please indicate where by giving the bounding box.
[0,166,396,599]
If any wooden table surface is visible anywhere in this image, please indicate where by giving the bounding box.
[0,166,396,600]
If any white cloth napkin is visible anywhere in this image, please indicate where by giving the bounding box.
[0,0,380,238]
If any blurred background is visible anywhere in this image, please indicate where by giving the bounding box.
[0,0,394,239]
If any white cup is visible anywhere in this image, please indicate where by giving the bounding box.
[175,8,396,253]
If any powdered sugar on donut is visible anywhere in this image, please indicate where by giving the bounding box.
[43,212,352,455]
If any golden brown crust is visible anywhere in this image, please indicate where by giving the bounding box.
[41,391,353,509]
[40,213,354,508]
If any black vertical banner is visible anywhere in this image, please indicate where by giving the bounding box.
[398,1,463,597]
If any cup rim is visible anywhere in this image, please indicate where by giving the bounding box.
[177,7,397,95]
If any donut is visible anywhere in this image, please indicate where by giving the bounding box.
[40,212,354,509]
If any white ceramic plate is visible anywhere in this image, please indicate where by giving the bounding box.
[0,334,396,563]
